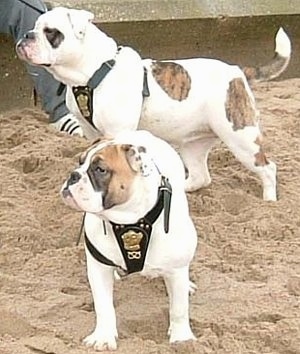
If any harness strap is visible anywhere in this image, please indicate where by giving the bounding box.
[57,82,66,96]
[88,59,116,89]
[70,59,116,128]
[84,176,172,276]
[84,232,127,275]
[57,57,150,129]
[143,67,150,97]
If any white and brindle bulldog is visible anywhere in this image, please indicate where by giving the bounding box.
[61,130,198,350]
[16,7,291,201]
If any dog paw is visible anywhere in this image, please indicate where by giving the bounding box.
[170,330,196,343]
[83,331,117,351]
[168,323,196,343]
[184,175,211,192]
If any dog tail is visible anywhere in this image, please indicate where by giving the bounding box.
[243,27,291,83]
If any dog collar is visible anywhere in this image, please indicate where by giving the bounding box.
[71,59,116,128]
[84,176,172,276]
[57,55,150,130]
[56,58,116,128]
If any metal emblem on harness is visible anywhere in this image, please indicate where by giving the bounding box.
[121,230,143,259]
[77,92,90,118]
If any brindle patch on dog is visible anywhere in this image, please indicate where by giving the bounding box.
[151,61,191,101]
[243,53,289,83]
[225,78,257,130]
[242,66,258,82]
[254,135,269,166]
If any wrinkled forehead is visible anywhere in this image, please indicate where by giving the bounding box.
[79,141,116,169]
[34,7,69,30]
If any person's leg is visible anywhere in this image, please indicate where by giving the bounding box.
[0,0,47,37]
[0,0,83,136]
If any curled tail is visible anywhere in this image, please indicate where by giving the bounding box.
[243,27,291,83]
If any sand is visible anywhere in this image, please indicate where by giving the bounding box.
[0,79,299,354]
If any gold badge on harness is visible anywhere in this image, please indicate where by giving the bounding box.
[72,85,93,123]
[122,230,143,260]
[77,92,91,119]
[122,230,143,251]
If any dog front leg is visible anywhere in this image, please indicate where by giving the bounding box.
[163,267,196,343]
[83,251,118,351]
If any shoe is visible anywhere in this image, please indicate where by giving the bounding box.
[51,113,84,137]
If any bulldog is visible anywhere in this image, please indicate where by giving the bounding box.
[61,130,198,350]
[16,7,292,201]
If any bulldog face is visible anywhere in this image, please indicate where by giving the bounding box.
[61,140,148,214]
[16,7,94,67]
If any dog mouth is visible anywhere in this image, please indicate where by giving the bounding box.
[61,188,82,211]
[16,44,29,61]
[16,42,52,67]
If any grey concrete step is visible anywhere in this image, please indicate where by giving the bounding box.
[51,0,300,23]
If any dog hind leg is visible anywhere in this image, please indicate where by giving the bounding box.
[230,133,277,201]
[212,122,277,201]
[209,77,277,201]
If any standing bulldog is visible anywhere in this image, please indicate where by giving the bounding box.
[16,7,291,201]
[61,130,198,350]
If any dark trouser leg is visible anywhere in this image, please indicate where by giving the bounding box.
[0,0,68,122]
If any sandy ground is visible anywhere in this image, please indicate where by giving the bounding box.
[0,77,300,354]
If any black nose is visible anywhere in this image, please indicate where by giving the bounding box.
[24,31,36,40]
[67,171,81,186]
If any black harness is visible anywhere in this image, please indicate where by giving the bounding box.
[57,54,150,129]
[71,59,116,128]
[84,176,172,276]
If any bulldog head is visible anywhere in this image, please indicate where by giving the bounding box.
[61,139,151,215]
[16,7,94,67]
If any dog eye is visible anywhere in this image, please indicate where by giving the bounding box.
[44,27,64,48]
[95,166,108,175]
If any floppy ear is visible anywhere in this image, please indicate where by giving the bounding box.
[122,145,151,176]
[67,9,94,39]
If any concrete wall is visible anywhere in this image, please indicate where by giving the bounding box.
[49,0,299,80]
[0,0,299,114]
[52,0,300,22]
[50,0,299,80]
